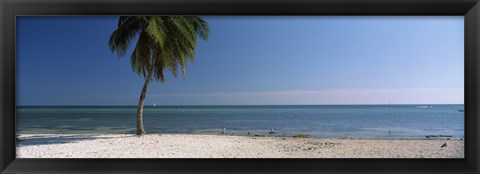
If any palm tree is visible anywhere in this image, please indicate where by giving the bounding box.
[108,16,209,135]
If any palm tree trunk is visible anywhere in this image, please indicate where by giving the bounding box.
[135,58,157,135]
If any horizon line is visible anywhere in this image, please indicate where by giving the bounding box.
[16,103,465,107]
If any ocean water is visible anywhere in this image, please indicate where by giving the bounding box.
[16,105,464,139]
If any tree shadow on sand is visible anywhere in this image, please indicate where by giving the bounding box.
[16,134,134,147]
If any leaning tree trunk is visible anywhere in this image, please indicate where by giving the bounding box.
[135,58,157,135]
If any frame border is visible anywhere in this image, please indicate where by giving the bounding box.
[1,0,479,173]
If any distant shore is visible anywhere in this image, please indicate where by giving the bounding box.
[16,134,464,158]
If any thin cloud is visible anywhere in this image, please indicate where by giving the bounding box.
[146,88,464,105]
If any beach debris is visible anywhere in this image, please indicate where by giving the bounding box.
[269,129,275,134]
[305,147,315,151]
[221,128,227,135]
[292,134,310,138]
[441,143,447,148]
[254,134,265,137]
[294,141,340,152]
[426,135,452,139]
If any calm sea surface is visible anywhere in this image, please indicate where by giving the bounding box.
[16,105,464,139]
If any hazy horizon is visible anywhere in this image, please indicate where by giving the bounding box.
[16,16,464,105]
[17,103,464,107]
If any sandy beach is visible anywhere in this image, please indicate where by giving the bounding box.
[16,134,463,158]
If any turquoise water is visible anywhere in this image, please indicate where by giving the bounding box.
[16,105,464,139]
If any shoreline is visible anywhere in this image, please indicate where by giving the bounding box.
[17,134,464,158]
[16,132,463,140]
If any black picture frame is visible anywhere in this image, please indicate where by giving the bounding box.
[1,0,479,173]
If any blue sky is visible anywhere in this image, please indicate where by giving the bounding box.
[16,16,464,105]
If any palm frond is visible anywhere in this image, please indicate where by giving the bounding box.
[109,16,143,57]
[130,31,152,77]
[117,16,130,27]
[187,16,210,40]
[110,16,210,82]
[145,17,166,48]
[171,16,197,46]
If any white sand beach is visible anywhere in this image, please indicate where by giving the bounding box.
[16,134,464,158]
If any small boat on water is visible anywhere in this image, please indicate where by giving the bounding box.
[417,105,432,108]
[458,109,464,112]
